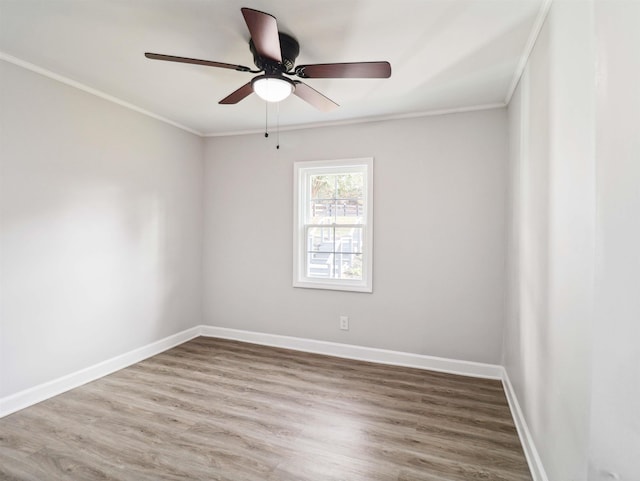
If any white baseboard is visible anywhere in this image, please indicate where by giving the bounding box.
[0,325,516,429]
[199,325,503,380]
[501,369,549,481]
[0,326,201,418]
[205,326,546,480]
[0,325,500,418]
[1,323,546,480]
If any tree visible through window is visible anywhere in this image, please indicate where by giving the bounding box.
[293,159,373,292]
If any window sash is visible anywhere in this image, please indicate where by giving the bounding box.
[304,224,365,281]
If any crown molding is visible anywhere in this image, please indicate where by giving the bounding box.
[203,103,506,137]
[1,50,511,139]
[504,0,553,105]
[0,52,203,137]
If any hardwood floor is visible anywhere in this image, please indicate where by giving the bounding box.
[0,337,532,480]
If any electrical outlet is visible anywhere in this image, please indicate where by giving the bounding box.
[339,315,349,330]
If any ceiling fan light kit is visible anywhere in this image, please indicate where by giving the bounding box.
[252,74,295,102]
[145,7,391,112]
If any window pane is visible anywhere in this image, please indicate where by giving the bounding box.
[334,199,364,224]
[308,200,336,223]
[310,174,336,199]
[336,172,364,199]
[307,226,334,253]
[335,227,363,253]
[333,254,363,280]
[307,252,334,278]
[306,226,364,280]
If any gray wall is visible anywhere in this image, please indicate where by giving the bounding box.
[589,1,640,479]
[505,1,640,480]
[0,60,204,397]
[203,109,508,364]
[505,3,596,479]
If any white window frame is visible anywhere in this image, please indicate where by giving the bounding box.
[293,158,373,293]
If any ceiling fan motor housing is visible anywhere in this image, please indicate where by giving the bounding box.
[249,32,300,74]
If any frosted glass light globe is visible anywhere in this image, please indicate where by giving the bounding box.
[252,75,295,102]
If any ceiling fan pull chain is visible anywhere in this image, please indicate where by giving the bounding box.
[276,102,280,149]
[264,101,269,138]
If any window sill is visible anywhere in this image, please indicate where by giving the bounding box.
[293,280,372,293]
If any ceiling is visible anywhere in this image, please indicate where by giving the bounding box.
[0,0,545,136]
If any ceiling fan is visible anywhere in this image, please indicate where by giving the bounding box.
[145,7,391,112]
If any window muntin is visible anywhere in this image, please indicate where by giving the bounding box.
[293,159,373,292]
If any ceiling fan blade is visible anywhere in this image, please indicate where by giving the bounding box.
[293,82,339,112]
[145,53,252,72]
[219,82,254,104]
[241,8,282,63]
[295,61,391,79]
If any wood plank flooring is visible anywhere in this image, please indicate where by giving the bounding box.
[0,337,532,480]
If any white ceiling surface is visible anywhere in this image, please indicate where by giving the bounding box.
[0,0,544,136]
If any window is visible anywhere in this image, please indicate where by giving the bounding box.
[293,158,373,292]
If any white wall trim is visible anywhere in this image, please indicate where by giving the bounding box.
[0,52,203,137]
[203,103,506,137]
[2,326,545,480]
[504,0,553,105]
[501,369,550,481]
[200,325,503,380]
[0,325,500,418]
[0,51,505,139]
[0,326,201,418]
[2,317,541,481]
